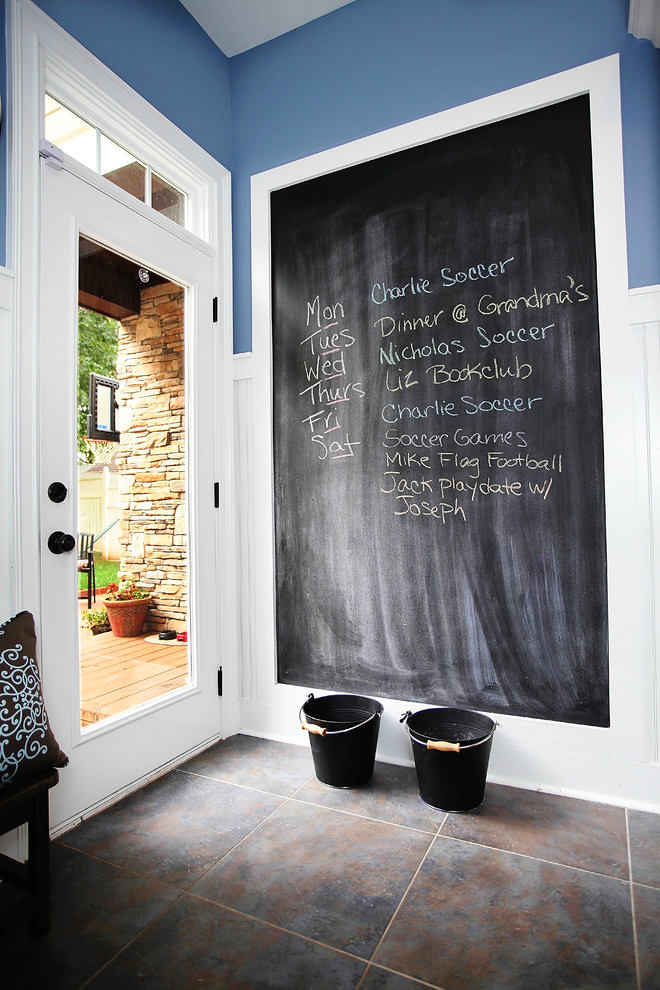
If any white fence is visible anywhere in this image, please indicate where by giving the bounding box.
[78,465,121,560]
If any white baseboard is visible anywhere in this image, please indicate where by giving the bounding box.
[239,709,660,814]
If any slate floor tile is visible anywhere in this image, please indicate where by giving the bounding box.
[441,782,628,878]
[628,809,660,888]
[5,734,651,990]
[0,844,179,990]
[191,799,432,958]
[633,883,660,990]
[296,761,442,833]
[374,836,637,990]
[87,894,368,989]
[181,733,314,796]
[62,769,282,887]
[360,965,435,988]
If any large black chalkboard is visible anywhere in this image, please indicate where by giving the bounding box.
[271,95,609,726]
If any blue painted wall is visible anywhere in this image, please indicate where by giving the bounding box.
[1,0,658,351]
[32,0,232,164]
[0,0,231,267]
[230,0,660,352]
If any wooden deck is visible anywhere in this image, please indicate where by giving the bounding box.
[79,629,188,727]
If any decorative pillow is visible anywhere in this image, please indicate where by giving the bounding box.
[0,611,68,788]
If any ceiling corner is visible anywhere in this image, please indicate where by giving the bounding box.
[179,0,356,58]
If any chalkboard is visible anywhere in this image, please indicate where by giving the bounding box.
[271,95,609,726]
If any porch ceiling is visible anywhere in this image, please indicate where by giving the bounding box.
[78,237,168,320]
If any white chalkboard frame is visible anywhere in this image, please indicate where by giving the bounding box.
[248,55,657,806]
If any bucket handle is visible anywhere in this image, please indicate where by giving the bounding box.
[299,694,381,736]
[402,711,498,752]
[408,727,496,751]
[426,739,461,753]
[301,721,326,737]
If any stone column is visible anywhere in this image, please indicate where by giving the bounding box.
[115,282,187,634]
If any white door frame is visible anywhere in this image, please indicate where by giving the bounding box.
[5,0,239,821]
[41,166,226,830]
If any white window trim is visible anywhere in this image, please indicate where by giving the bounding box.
[39,31,218,244]
[6,0,239,735]
[44,94,189,226]
[38,143,215,258]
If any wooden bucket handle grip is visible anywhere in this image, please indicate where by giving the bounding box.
[302,722,327,737]
[427,739,461,753]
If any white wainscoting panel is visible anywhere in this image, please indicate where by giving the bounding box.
[629,286,660,768]
[234,368,259,704]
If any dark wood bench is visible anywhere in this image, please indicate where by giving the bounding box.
[0,768,59,936]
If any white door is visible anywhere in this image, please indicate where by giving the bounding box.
[39,163,222,830]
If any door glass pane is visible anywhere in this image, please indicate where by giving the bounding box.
[100,135,146,202]
[152,173,185,226]
[44,94,97,171]
[78,236,190,730]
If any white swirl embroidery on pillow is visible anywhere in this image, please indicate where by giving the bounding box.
[0,636,48,784]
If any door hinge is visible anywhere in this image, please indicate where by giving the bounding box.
[217,667,223,696]
[212,297,218,323]
[39,138,64,170]
[213,482,220,508]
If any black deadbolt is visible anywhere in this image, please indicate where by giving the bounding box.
[48,531,76,555]
[48,481,68,503]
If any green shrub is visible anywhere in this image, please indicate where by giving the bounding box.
[80,606,110,632]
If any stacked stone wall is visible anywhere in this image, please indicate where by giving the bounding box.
[115,283,187,633]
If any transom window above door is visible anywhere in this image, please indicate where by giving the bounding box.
[44,94,186,227]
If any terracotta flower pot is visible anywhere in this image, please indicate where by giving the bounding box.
[103,597,153,637]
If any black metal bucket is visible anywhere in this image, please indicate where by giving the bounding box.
[301,693,383,788]
[402,707,496,812]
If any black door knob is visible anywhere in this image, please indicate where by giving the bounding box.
[48,531,76,555]
[48,482,68,503]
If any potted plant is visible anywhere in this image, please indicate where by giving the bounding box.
[80,606,110,635]
[103,578,153,637]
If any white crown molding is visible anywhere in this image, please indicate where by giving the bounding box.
[628,0,660,47]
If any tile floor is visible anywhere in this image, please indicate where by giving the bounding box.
[2,734,659,989]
